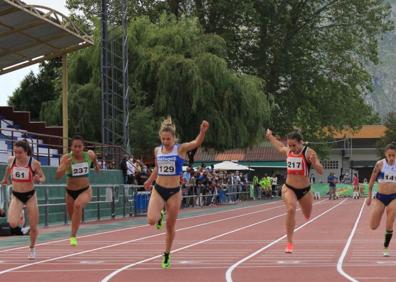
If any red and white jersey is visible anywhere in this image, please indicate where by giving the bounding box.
[9,157,34,183]
[286,146,310,176]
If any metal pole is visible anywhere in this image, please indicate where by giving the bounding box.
[44,187,49,227]
[47,146,50,166]
[101,0,108,147]
[111,185,115,219]
[97,186,101,220]
[36,136,39,159]
[122,185,126,217]
[121,0,129,152]
[64,202,68,225]
[11,131,14,155]
[62,55,68,154]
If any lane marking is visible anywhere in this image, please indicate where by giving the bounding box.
[225,199,347,282]
[336,199,366,282]
[0,201,279,253]
[0,200,293,275]
[100,200,328,282]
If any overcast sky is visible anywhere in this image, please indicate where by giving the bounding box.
[0,0,69,106]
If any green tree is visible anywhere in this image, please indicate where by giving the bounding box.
[129,93,158,157]
[250,1,393,137]
[8,58,62,120]
[40,38,102,142]
[67,0,392,143]
[129,15,270,150]
[37,15,270,154]
[377,112,396,156]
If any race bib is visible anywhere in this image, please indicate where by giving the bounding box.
[158,159,176,175]
[12,167,30,180]
[287,157,303,170]
[383,172,396,183]
[71,162,89,177]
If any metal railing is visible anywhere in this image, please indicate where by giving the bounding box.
[0,184,254,227]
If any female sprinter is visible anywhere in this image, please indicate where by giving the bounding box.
[266,129,323,253]
[367,142,396,256]
[56,136,100,246]
[144,117,209,268]
[1,140,45,259]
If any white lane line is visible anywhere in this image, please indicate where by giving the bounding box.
[0,200,289,275]
[225,199,347,282]
[336,199,366,282]
[0,200,279,253]
[100,200,327,282]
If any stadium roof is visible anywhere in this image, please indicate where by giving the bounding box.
[333,125,386,139]
[195,142,285,163]
[0,0,93,75]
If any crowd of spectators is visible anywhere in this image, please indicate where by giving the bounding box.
[119,156,286,207]
[180,164,250,207]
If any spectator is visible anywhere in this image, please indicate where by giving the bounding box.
[352,173,360,199]
[182,167,192,184]
[310,173,316,184]
[126,156,136,185]
[252,175,260,199]
[120,154,129,184]
[328,172,338,200]
[137,160,149,185]
[271,174,278,197]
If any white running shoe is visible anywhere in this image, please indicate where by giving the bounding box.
[28,247,37,260]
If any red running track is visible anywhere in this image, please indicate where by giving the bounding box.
[0,198,393,282]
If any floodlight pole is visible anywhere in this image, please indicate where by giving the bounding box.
[101,0,108,150]
[62,54,68,154]
[121,0,129,152]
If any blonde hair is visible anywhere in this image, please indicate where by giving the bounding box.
[159,116,176,137]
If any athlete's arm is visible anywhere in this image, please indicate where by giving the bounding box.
[307,149,324,175]
[367,161,382,206]
[178,121,209,156]
[33,160,45,184]
[55,154,71,179]
[265,129,288,155]
[88,150,100,172]
[144,148,158,190]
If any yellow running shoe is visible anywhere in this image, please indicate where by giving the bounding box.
[156,209,165,230]
[161,252,171,269]
[384,248,390,257]
[70,237,78,246]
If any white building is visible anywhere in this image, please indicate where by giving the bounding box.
[311,125,386,183]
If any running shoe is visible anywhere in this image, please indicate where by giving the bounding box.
[161,252,171,269]
[21,227,30,235]
[384,247,390,257]
[156,209,166,230]
[28,247,36,260]
[285,242,294,254]
[70,236,78,246]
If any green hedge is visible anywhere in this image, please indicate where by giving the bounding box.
[311,183,378,196]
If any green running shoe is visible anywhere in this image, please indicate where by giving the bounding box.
[70,236,78,246]
[156,209,165,230]
[161,252,171,269]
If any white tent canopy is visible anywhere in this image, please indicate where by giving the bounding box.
[213,161,254,171]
